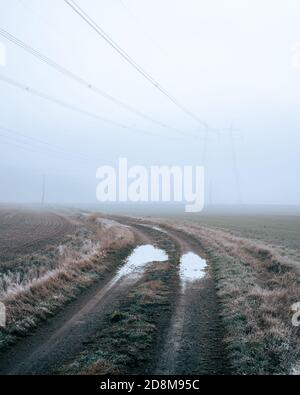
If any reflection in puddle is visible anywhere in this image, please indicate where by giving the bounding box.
[140,224,168,234]
[179,252,207,289]
[112,245,168,283]
[152,226,168,234]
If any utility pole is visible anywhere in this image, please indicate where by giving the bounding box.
[209,180,213,207]
[230,123,243,205]
[202,130,209,210]
[41,174,46,206]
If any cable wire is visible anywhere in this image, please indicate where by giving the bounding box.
[0,125,94,162]
[63,0,212,131]
[0,74,169,139]
[0,27,195,138]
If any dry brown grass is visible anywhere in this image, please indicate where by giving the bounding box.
[0,215,135,349]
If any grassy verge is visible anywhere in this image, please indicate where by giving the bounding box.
[207,242,300,374]
[166,222,300,375]
[0,225,135,351]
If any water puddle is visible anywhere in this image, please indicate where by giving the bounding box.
[179,252,207,289]
[152,226,168,234]
[112,244,168,284]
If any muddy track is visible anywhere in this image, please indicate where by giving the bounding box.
[143,223,229,374]
[0,224,155,375]
[0,215,229,375]
[111,217,230,374]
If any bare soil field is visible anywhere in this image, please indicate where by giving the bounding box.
[0,208,75,260]
[185,214,300,261]
[0,208,300,375]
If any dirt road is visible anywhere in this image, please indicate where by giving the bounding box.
[104,217,230,374]
[0,214,229,375]
[152,224,229,374]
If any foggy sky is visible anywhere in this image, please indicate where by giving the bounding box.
[0,0,300,206]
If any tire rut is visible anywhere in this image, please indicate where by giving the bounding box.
[145,223,230,374]
[0,225,154,375]
[0,216,229,375]
[114,218,230,374]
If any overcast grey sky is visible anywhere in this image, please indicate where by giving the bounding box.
[0,0,299,205]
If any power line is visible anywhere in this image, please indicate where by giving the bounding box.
[0,134,101,175]
[0,130,93,166]
[0,74,167,139]
[41,174,46,206]
[0,134,40,154]
[119,0,169,58]
[63,0,212,131]
[0,125,94,162]
[0,27,194,139]
[229,122,243,205]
